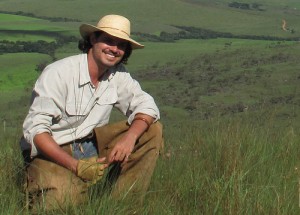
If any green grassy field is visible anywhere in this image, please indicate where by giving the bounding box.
[1,111,299,214]
[1,0,300,37]
[0,53,51,91]
[0,13,74,33]
[0,0,300,214]
[0,32,55,42]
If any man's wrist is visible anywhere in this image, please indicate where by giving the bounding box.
[132,116,152,129]
[124,131,139,142]
[71,159,79,174]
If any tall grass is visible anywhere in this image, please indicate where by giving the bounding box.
[1,109,299,214]
[149,112,300,214]
[0,126,25,214]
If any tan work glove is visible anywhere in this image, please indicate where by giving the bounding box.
[76,157,106,184]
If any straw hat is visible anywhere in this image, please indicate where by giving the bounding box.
[79,14,144,49]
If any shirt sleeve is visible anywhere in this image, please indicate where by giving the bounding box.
[22,65,65,155]
[113,66,160,124]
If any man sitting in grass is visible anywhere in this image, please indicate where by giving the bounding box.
[20,14,163,212]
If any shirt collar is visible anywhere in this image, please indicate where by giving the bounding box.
[107,67,116,81]
[79,54,91,87]
[78,54,117,86]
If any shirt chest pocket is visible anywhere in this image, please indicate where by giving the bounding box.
[64,87,118,126]
[65,102,91,116]
[96,87,118,105]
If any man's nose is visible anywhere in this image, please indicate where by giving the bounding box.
[109,44,119,52]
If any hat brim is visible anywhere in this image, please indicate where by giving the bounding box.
[80,24,144,49]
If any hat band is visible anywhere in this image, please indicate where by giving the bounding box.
[100,27,130,37]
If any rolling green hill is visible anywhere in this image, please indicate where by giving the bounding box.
[1,0,299,125]
[0,1,300,214]
[0,0,300,38]
[1,0,299,128]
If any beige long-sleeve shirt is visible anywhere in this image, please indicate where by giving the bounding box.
[22,54,160,157]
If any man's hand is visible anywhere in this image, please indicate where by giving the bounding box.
[76,157,108,184]
[108,114,154,164]
[108,132,136,164]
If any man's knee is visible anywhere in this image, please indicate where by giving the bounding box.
[25,157,88,212]
[138,121,164,152]
[149,121,163,136]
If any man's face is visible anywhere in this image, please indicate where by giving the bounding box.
[91,32,128,69]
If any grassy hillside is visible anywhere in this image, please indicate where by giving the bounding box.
[137,39,300,129]
[0,0,300,38]
[0,53,51,91]
[0,0,300,214]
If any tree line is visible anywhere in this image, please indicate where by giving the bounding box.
[135,25,298,43]
[0,10,80,22]
[228,2,265,11]
[1,40,57,58]
[0,30,78,59]
[1,25,299,64]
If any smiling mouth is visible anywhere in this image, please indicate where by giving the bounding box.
[105,51,120,59]
[106,53,115,58]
